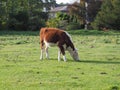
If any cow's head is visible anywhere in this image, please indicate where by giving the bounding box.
[69,49,80,61]
[72,49,80,61]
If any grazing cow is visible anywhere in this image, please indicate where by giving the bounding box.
[40,28,80,62]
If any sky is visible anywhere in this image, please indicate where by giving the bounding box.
[56,0,78,4]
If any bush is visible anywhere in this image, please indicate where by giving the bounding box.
[66,22,81,30]
[0,17,8,30]
[8,11,29,30]
[46,18,59,28]
[8,18,17,30]
[28,17,46,31]
[7,11,47,31]
[0,20,2,30]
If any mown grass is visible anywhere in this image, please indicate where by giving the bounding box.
[0,30,120,90]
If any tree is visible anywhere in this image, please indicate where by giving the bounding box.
[92,0,120,30]
[68,1,86,25]
[0,0,57,30]
[68,0,103,29]
[87,0,102,22]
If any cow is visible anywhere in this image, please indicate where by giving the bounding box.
[40,28,80,62]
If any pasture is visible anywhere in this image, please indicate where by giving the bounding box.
[0,30,120,90]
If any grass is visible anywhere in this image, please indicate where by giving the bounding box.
[0,30,120,90]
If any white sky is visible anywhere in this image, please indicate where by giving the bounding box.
[56,0,78,4]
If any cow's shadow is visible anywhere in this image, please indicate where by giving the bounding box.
[49,58,120,65]
[75,60,120,65]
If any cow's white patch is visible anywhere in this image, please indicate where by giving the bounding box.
[44,40,57,47]
[64,31,72,41]
[43,40,58,59]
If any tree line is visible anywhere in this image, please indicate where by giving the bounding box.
[0,0,120,31]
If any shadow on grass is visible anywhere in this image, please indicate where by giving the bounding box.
[79,60,120,65]
[44,58,120,65]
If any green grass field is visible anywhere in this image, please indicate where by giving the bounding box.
[0,30,120,90]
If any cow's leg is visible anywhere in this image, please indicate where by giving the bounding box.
[40,40,44,60]
[58,50,61,61]
[58,45,66,62]
[45,46,49,59]
[40,48,44,60]
[63,55,66,62]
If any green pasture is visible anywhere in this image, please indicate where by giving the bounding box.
[0,30,120,90]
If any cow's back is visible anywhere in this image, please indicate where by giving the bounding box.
[40,28,65,43]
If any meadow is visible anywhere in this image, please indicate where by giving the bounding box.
[0,30,120,90]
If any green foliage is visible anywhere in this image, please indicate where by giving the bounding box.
[47,12,81,30]
[0,0,56,30]
[47,12,70,29]
[0,30,120,89]
[68,2,86,25]
[66,22,81,30]
[92,0,120,30]
[68,1,102,29]
[87,0,102,22]
[46,18,59,28]
[8,11,29,30]
[28,12,47,31]
[0,20,7,30]
[56,12,70,21]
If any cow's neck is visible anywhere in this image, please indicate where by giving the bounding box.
[66,41,75,51]
[66,43,75,54]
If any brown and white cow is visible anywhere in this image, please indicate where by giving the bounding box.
[40,28,80,62]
